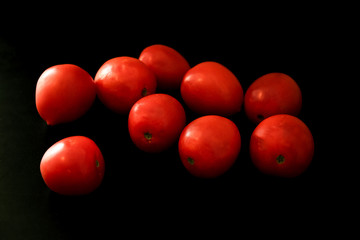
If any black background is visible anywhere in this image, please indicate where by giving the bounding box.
[0,4,347,239]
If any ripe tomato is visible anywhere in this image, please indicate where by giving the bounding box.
[244,72,302,123]
[35,64,96,125]
[128,93,186,153]
[94,56,157,114]
[181,61,243,116]
[139,44,190,90]
[250,114,314,178]
[40,136,105,195]
[178,115,241,178]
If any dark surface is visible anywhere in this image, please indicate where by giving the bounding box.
[0,7,344,239]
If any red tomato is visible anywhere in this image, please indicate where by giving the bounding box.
[94,56,157,114]
[128,93,186,153]
[40,136,105,195]
[250,114,314,178]
[178,115,241,178]
[35,64,96,125]
[139,44,190,90]
[181,61,243,116]
[244,72,302,123]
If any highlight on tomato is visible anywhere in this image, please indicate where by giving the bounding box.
[35,64,96,125]
[250,114,314,178]
[94,56,157,114]
[40,136,105,195]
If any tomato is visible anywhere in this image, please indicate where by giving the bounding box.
[250,114,314,178]
[139,44,190,90]
[181,61,243,116]
[244,72,302,124]
[128,93,186,153]
[35,64,96,125]
[40,136,105,195]
[94,56,157,114]
[178,115,241,178]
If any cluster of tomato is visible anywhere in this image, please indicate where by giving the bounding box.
[36,44,314,195]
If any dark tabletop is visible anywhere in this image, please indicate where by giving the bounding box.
[0,7,342,239]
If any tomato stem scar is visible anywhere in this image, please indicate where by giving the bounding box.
[187,157,194,165]
[257,114,264,120]
[276,154,285,164]
[95,160,100,167]
[141,88,148,97]
[144,132,152,143]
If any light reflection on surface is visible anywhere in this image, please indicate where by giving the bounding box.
[42,142,65,163]
[252,89,264,101]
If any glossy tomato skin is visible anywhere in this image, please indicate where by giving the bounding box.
[178,115,241,178]
[244,72,302,124]
[139,44,190,90]
[128,93,186,153]
[35,64,96,125]
[181,61,243,116]
[250,114,314,178]
[94,56,157,114]
[40,136,105,195]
